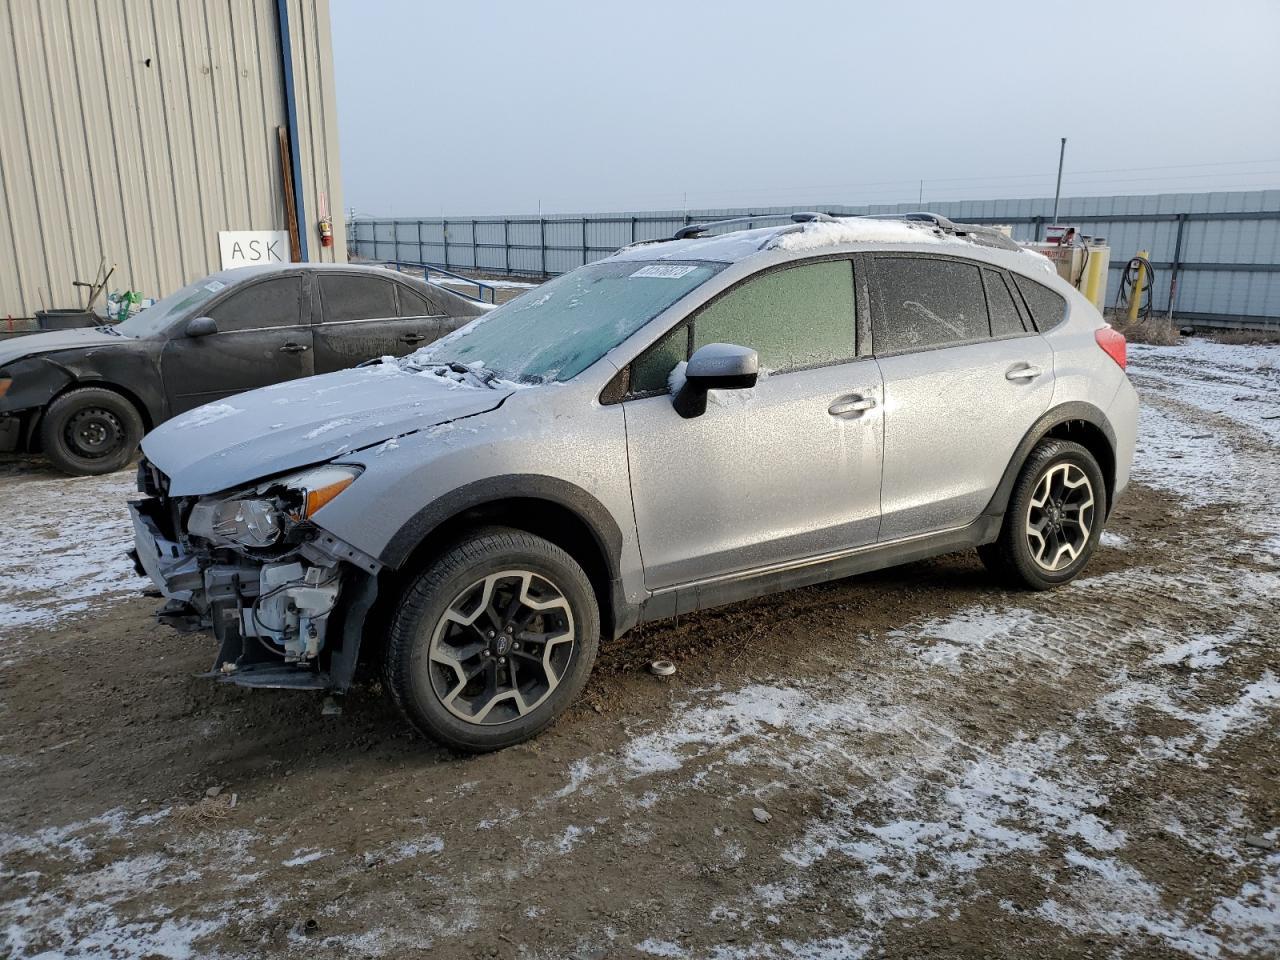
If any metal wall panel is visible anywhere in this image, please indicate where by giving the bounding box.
[350,190,1280,326]
[0,0,344,320]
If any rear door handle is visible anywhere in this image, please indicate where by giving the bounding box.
[1005,363,1042,381]
[399,332,427,344]
[280,342,310,353]
[828,394,877,418]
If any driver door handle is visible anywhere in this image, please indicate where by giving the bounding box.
[399,332,428,344]
[829,394,877,418]
[1006,363,1042,381]
[280,341,310,353]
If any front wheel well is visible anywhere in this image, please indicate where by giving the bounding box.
[31,380,154,447]
[367,498,618,661]
[1040,418,1116,514]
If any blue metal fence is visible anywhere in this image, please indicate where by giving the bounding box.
[349,190,1280,329]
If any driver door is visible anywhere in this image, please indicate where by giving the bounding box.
[160,274,314,415]
[621,259,883,591]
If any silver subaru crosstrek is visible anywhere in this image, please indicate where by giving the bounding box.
[130,214,1137,751]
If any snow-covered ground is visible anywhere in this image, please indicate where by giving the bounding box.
[1,337,1277,959]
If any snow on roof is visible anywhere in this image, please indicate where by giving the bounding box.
[767,218,945,252]
[611,216,1058,277]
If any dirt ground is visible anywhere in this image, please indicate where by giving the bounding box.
[1,338,1278,959]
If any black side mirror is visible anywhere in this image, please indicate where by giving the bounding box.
[673,342,759,419]
[185,316,218,338]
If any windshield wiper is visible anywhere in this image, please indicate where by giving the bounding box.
[95,324,123,336]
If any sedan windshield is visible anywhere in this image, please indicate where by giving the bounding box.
[114,276,232,338]
[405,260,724,383]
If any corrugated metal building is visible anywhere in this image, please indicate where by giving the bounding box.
[0,0,345,321]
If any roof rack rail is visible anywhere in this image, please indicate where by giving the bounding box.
[672,211,836,241]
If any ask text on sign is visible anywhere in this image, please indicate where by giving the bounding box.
[218,230,290,269]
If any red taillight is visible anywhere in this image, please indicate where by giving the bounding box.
[1095,325,1127,370]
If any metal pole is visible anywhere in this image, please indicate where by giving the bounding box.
[442,219,449,269]
[1051,137,1067,234]
[503,219,510,275]
[539,218,546,276]
[1167,214,1186,319]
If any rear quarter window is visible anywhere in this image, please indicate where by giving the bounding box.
[1012,274,1068,331]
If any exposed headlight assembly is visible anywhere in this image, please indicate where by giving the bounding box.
[188,465,362,548]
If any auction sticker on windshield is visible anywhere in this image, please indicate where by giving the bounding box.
[631,264,699,279]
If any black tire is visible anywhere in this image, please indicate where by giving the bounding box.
[979,439,1108,591]
[39,386,145,476]
[384,527,600,753]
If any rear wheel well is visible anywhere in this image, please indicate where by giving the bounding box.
[363,498,617,670]
[1041,418,1116,514]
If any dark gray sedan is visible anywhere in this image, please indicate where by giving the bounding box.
[0,263,486,475]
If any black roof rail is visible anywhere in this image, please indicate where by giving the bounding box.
[672,211,837,241]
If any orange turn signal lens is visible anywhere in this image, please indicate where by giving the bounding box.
[303,475,357,517]
[0,378,11,398]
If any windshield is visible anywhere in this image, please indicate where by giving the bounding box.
[114,276,232,337]
[404,259,724,383]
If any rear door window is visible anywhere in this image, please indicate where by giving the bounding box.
[871,257,989,353]
[983,269,1028,337]
[208,276,302,332]
[1012,274,1068,331]
[398,285,439,317]
[690,260,856,373]
[319,275,399,323]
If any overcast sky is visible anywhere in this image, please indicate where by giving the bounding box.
[331,0,1280,217]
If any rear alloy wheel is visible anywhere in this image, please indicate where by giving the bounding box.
[385,528,599,752]
[979,439,1107,590]
[39,386,145,476]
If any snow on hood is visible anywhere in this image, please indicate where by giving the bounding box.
[768,218,946,252]
[0,326,124,369]
[141,362,512,496]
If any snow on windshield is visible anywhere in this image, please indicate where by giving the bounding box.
[402,260,724,384]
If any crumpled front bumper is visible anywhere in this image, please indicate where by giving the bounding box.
[129,496,380,691]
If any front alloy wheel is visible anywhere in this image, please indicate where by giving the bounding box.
[429,570,577,725]
[385,527,600,752]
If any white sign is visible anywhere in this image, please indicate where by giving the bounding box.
[630,264,698,279]
[218,230,290,269]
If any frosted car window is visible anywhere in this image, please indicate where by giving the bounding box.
[691,260,855,372]
[873,257,988,353]
[630,323,689,394]
[409,260,723,383]
[398,286,434,317]
[983,269,1027,337]
[320,275,398,323]
[1013,274,1068,332]
[209,276,303,332]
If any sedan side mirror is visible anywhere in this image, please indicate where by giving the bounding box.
[185,316,218,338]
[672,342,759,419]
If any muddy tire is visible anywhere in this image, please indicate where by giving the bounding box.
[39,386,145,476]
[384,527,599,753]
[979,439,1107,590]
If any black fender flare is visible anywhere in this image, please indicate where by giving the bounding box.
[981,401,1118,521]
[379,473,626,581]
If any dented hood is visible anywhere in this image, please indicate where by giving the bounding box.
[141,364,512,495]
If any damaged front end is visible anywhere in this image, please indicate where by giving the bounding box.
[129,459,382,691]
